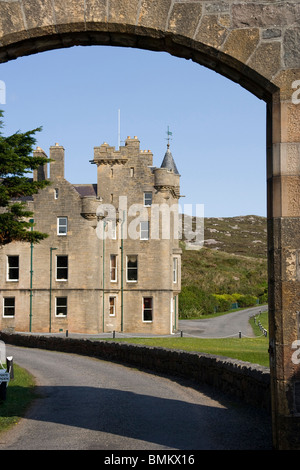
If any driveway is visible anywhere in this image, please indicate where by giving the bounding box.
[0,345,272,450]
[179,305,268,338]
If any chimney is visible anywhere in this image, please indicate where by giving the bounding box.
[50,143,65,180]
[33,147,48,181]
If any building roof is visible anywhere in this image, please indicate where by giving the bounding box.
[73,184,97,197]
[160,146,179,175]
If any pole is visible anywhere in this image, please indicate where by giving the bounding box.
[121,211,125,332]
[29,219,34,332]
[49,248,57,333]
[102,221,106,332]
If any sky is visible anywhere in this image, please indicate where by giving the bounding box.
[0,45,267,218]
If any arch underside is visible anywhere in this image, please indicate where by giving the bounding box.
[0,27,277,102]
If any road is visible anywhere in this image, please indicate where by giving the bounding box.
[0,345,272,450]
[179,305,268,338]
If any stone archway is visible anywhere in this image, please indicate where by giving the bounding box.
[0,0,299,450]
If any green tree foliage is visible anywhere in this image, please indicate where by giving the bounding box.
[0,111,50,245]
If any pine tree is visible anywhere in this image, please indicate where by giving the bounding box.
[0,110,50,245]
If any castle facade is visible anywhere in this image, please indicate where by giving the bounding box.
[0,136,181,335]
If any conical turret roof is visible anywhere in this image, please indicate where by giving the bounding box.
[160,145,179,175]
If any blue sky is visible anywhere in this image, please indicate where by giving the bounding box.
[0,45,267,218]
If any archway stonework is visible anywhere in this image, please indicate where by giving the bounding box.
[0,0,299,450]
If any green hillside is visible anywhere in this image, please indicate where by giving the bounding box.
[180,215,268,318]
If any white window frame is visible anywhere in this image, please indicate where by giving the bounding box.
[3,297,15,317]
[109,296,116,316]
[173,257,178,283]
[56,255,68,281]
[140,221,149,240]
[57,217,68,235]
[126,255,138,282]
[110,254,117,282]
[54,188,59,199]
[55,297,67,317]
[144,192,152,207]
[7,255,19,282]
[142,297,153,323]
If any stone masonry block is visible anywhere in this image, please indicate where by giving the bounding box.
[85,0,107,24]
[248,42,281,80]
[222,28,260,64]
[53,0,85,32]
[109,0,140,25]
[0,1,27,45]
[137,0,172,30]
[232,3,287,29]
[22,0,55,35]
[167,3,202,39]
[195,15,228,49]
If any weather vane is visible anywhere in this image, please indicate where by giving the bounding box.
[166,126,173,148]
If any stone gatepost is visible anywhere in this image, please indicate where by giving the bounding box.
[269,71,300,449]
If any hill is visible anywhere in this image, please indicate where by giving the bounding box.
[183,214,267,258]
[179,215,268,318]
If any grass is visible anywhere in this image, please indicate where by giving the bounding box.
[104,311,270,368]
[0,364,36,433]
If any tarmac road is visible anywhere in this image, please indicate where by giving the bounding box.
[0,345,272,451]
[179,305,268,338]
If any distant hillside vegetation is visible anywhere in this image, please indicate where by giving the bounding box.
[182,214,267,258]
[179,215,268,318]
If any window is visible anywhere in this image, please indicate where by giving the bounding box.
[54,188,59,199]
[127,255,138,282]
[173,257,178,283]
[140,221,149,240]
[109,296,116,316]
[57,217,68,235]
[55,297,67,316]
[144,192,152,206]
[143,297,153,322]
[56,255,68,281]
[130,167,134,177]
[7,256,19,281]
[110,255,117,282]
[3,297,15,317]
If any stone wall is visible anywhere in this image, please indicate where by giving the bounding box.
[0,331,271,412]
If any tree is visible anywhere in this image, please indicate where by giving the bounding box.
[0,110,50,245]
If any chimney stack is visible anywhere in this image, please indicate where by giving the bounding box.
[50,143,65,180]
[33,147,48,181]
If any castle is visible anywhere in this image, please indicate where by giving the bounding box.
[0,136,182,335]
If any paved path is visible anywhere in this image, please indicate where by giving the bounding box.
[179,305,268,338]
[0,345,272,450]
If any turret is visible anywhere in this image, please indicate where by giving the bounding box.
[154,144,180,198]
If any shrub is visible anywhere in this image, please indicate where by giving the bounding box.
[179,286,217,318]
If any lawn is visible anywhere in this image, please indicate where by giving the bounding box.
[0,364,36,433]
[105,311,270,367]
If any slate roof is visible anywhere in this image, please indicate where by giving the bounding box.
[73,184,97,197]
[160,147,179,175]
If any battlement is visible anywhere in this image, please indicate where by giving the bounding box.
[93,136,153,165]
[93,142,128,164]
